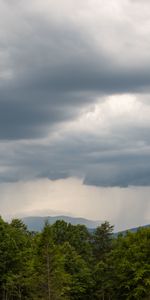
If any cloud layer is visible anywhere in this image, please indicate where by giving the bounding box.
[0,0,150,188]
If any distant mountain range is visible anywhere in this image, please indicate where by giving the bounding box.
[114,224,150,236]
[22,216,102,232]
[22,215,150,234]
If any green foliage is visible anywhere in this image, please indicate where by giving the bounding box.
[0,217,34,299]
[51,221,92,262]
[109,229,150,299]
[93,221,114,261]
[33,222,70,300]
[61,242,94,299]
[0,217,149,299]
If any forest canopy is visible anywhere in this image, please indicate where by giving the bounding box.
[0,217,149,300]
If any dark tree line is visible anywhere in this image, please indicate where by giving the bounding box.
[0,216,150,299]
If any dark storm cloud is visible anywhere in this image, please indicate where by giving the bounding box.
[0,0,150,140]
[0,0,150,187]
[84,163,150,187]
[0,88,85,139]
[1,108,150,188]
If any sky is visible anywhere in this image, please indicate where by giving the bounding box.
[0,0,150,230]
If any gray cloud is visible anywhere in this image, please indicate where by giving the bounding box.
[1,96,150,188]
[0,0,150,140]
[0,0,150,189]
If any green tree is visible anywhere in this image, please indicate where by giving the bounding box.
[109,228,150,299]
[93,221,114,261]
[0,218,34,299]
[62,242,94,299]
[52,221,93,263]
[33,222,69,300]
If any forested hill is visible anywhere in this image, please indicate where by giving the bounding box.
[0,216,150,299]
[114,224,150,236]
[22,215,150,235]
[22,215,102,231]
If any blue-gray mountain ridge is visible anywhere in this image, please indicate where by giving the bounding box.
[22,215,150,234]
[22,215,102,232]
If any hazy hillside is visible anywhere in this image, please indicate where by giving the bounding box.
[22,215,102,231]
[114,224,150,236]
[22,216,150,234]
